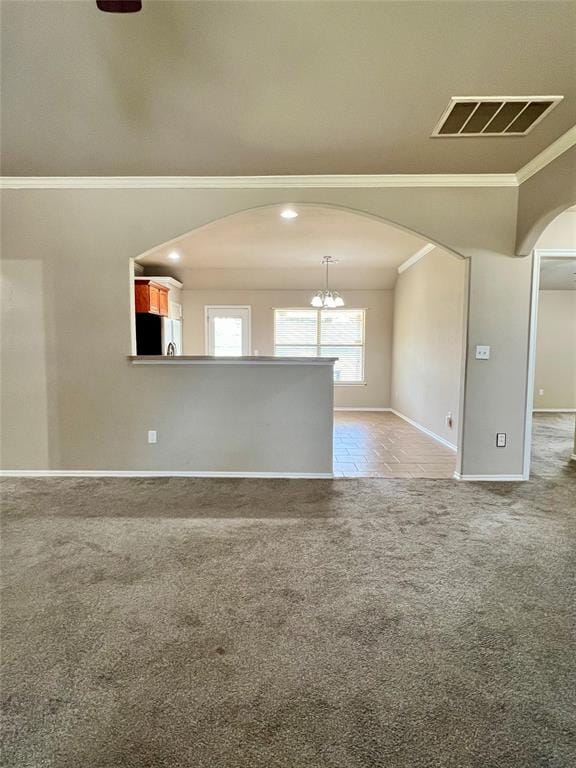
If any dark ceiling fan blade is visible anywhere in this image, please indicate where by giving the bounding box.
[96,1,142,12]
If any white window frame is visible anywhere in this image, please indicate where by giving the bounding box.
[205,305,252,356]
[274,308,366,385]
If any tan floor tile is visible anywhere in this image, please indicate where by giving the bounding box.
[333,462,359,472]
[414,462,456,470]
[373,453,402,462]
[391,463,431,472]
[410,469,454,478]
[355,461,396,471]
[399,454,453,462]
[361,470,415,478]
[333,411,456,479]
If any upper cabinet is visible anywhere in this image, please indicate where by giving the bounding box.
[158,287,169,316]
[135,280,169,316]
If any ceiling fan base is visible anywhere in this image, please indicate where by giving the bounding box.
[96,1,142,13]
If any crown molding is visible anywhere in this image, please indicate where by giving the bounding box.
[397,243,436,274]
[0,173,518,190]
[516,124,576,185]
[1,126,573,189]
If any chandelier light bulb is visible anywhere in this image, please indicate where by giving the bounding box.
[310,256,345,309]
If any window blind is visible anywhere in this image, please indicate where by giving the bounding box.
[274,309,365,383]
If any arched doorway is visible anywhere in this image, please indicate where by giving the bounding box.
[131,203,468,479]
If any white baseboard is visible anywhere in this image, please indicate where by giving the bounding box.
[533,408,576,413]
[334,407,392,412]
[389,409,457,452]
[453,471,525,482]
[0,470,334,479]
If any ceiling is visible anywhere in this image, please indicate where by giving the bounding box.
[2,1,575,177]
[539,258,576,290]
[136,204,430,289]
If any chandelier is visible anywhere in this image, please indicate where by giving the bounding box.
[311,256,345,308]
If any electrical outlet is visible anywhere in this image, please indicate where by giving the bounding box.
[475,345,490,360]
[496,433,506,448]
[538,389,544,396]
[148,430,157,444]
[446,412,453,428]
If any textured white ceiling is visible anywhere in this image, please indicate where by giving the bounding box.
[539,259,576,290]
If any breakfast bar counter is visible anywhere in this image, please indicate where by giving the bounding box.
[126,355,336,476]
[129,355,337,365]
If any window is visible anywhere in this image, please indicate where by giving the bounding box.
[274,309,365,383]
[205,306,251,356]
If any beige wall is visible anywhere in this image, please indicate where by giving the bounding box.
[0,260,50,467]
[181,289,392,409]
[1,250,334,473]
[152,266,398,291]
[460,250,533,477]
[1,184,534,477]
[534,290,576,410]
[536,209,576,251]
[391,249,466,448]
[517,143,576,255]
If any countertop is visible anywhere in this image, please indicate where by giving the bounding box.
[128,355,338,365]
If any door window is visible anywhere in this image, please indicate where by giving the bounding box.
[206,306,251,356]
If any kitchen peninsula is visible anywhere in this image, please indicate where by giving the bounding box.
[127,355,336,476]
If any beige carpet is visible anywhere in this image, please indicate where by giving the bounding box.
[1,415,575,767]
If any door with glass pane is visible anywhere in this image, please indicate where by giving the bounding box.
[205,306,251,356]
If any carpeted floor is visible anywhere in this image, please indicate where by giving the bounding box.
[1,415,575,767]
[530,411,576,480]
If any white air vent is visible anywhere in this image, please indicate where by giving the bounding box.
[432,96,563,137]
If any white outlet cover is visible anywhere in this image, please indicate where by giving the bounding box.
[475,345,490,360]
[148,430,157,444]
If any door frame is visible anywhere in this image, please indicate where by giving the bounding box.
[522,248,576,479]
[204,305,252,356]
[522,249,541,480]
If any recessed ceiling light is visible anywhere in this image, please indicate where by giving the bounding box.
[280,209,298,220]
[168,251,181,261]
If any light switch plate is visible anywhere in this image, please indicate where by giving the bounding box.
[496,433,506,448]
[148,430,157,444]
[475,345,490,360]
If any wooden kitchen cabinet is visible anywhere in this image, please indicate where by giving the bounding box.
[158,287,169,316]
[134,280,169,316]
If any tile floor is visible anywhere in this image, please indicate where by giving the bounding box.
[333,410,456,478]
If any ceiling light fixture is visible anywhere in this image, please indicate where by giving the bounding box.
[97,1,142,12]
[280,209,298,220]
[168,251,181,261]
[311,256,344,309]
